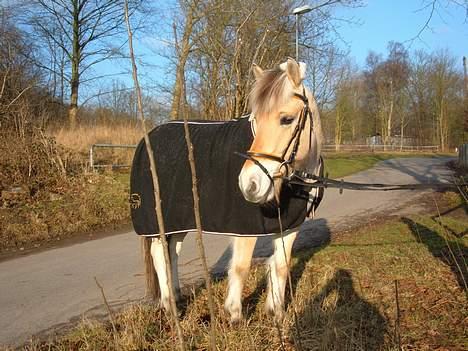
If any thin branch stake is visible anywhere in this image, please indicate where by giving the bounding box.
[276,207,303,351]
[267,267,286,351]
[124,2,185,350]
[94,277,118,335]
[181,104,217,349]
[394,279,402,350]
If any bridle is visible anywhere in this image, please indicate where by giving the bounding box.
[235,86,314,185]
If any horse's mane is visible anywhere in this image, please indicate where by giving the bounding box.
[249,64,324,153]
[249,68,290,118]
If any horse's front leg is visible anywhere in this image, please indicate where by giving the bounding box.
[150,233,186,312]
[224,236,257,324]
[265,229,298,321]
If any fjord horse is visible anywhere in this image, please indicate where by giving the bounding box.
[139,58,323,323]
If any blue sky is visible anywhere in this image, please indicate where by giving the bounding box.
[335,0,467,66]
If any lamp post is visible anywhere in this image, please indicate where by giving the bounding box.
[292,5,312,61]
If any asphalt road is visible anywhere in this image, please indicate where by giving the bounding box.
[0,157,454,347]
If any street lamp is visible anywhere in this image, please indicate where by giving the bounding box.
[292,5,312,61]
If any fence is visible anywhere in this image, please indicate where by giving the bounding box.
[459,144,468,168]
[89,143,137,170]
[322,144,439,153]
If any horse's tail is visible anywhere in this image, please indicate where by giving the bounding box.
[142,237,160,301]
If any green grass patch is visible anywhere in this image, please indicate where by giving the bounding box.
[25,195,467,350]
[323,152,448,179]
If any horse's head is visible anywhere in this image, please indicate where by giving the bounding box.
[238,58,322,204]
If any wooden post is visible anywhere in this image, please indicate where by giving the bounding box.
[89,146,94,170]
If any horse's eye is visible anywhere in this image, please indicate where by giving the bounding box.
[280,116,295,126]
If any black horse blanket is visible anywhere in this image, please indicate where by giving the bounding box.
[130,116,323,237]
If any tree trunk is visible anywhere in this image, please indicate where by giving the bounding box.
[400,116,404,151]
[68,0,80,128]
[69,76,79,128]
[439,101,448,152]
[386,80,394,151]
[170,4,195,120]
[335,110,342,151]
[171,58,188,120]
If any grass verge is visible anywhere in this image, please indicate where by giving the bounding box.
[23,192,467,350]
[0,172,130,253]
[323,152,452,179]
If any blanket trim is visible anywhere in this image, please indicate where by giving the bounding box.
[164,114,256,136]
[137,225,301,238]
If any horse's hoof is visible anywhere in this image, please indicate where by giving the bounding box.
[274,310,285,323]
[265,303,285,322]
[159,297,171,312]
[265,304,274,316]
[231,316,241,325]
[225,302,242,325]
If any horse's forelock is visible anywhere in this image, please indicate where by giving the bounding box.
[249,68,291,118]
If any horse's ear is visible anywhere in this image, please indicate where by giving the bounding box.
[285,58,303,87]
[252,64,264,80]
[299,62,307,80]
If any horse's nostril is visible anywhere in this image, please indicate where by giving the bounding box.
[248,179,258,194]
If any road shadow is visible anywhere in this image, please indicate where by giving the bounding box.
[431,204,468,238]
[402,217,467,293]
[289,269,388,351]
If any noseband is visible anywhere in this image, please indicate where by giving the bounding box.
[235,86,314,184]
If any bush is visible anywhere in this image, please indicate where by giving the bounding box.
[0,130,83,205]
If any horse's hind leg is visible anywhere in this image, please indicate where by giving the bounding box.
[224,236,257,323]
[265,229,298,321]
[151,233,186,311]
[169,232,186,302]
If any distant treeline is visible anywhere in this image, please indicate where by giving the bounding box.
[322,43,467,150]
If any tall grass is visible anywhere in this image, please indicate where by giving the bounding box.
[51,120,143,154]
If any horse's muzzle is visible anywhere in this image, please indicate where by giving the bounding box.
[238,162,277,204]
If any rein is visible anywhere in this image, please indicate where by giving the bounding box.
[285,171,468,193]
[234,86,314,183]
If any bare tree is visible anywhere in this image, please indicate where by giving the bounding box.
[363,43,409,149]
[300,0,359,108]
[332,59,365,149]
[170,0,202,120]
[0,9,52,134]
[407,50,432,145]
[430,50,460,151]
[186,0,293,120]
[410,0,468,43]
[28,0,142,128]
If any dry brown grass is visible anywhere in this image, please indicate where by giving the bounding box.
[0,118,137,253]
[49,120,144,168]
[0,172,130,252]
[51,120,143,154]
[22,192,467,351]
